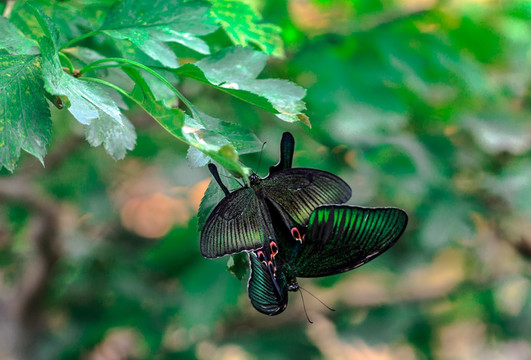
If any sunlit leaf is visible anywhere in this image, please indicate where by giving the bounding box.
[176,46,307,124]
[32,6,136,160]
[0,16,39,55]
[121,67,251,177]
[210,0,284,58]
[0,54,52,171]
[11,0,112,44]
[101,0,218,68]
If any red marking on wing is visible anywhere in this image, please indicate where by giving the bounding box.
[291,227,301,240]
[270,241,278,256]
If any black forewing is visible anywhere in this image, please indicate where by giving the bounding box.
[247,253,288,315]
[262,168,352,226]
[200,187,273,258]
[288,205,408,277]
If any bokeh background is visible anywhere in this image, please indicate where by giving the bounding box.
[1,0,531,359]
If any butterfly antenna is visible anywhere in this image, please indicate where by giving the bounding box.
[208,164,230,196]
[255,141,267,174]
[298,289,313,324]
[299,286,335,312]
[221,174,244,187]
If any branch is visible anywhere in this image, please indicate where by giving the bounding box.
[17,135,85,178]
[2,0,15,18]
[0,178,62,356]
[333,5,432,34]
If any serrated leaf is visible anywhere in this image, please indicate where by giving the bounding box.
[187,108,262,154]
[11,0,112,44]
[120,67,251,178]
[183,108,261,175]
[0,54,52,172]
[31,6,136,160]
[210,0,284,58]
[0,16,39,55]
[101,0,218,68]
[187,146,210,167]
[175,46,308,124]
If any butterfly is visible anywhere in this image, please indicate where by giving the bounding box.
[200,132,408,315]
[200,132,352,258]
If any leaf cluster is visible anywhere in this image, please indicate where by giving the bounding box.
[0,0,306,176]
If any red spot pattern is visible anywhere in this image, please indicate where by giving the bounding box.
[291,227,304,242]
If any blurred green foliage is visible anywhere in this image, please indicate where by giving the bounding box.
[1,0,531,359]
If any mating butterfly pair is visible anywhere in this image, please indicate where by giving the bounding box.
[200,132,408,315]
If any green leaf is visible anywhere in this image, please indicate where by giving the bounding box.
[12,0,112,44]
[0,54,52,172]
[175,46,308,124]
[186,108,262,158]
[226,252,249,280]
[121,67,251,178]
[31,6,136,160]
[0,16,39,55]
[210,0,285,58]
[101,0,218,68]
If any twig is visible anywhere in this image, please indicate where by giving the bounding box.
[0,178,62,357]
[332,5,432,34]
[2,0,15,18]
[16,135,85,178]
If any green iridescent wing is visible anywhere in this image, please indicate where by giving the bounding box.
[247,252,288,315]
[200,187,274,258]
[287,205,408,277]
[262,168,352,226]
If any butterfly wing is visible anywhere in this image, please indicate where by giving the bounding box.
[200,187,274,258]
[247,252,288,315]
[287,205,407,277]
[262,168,352,225]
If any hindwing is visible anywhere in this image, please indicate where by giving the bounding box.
[248,252,288,315]
[285,205,408,277]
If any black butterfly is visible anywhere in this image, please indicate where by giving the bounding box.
[200,132,407,315]
[200,132,352,258]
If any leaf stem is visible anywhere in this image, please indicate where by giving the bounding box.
[80,58,194,110]
[2,0,15,18]
[78,77,133,102]
[60,30,102,50]
[58,52,74,74]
